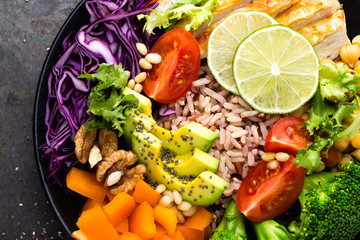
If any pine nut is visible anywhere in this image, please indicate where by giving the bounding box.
[159,196,172,207]
[136,42,148,56]
[134,83,143,93]
[267,160,279,170]
[173,190,182,205]
[139,58,152,70]
[124,70,131,79]
[183,206,198,217]
[177,211,185,224]
[261,152,276,161]
[275,152,290,162]
[145,53,162,64]
[155,184,166,194]
[163,190,174,202]
[134,72,147,83]
[126,79,135,89]
[177,201,192,211]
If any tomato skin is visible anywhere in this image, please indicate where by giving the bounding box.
[142,29,201,103]
[265,117,312,156]
[236,157,305,222]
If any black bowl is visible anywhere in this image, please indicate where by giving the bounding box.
[33,0,360,238]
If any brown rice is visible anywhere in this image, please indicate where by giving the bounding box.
[155,63,281,204]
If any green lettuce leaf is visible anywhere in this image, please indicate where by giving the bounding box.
[319,63,360,101]
[78,63,139,136]
[306,90,336,135]
[294,64,360,173]
[138,0,218,34]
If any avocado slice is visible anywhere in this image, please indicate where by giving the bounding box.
[166,148,219,176]
[132,130,229,205]
[123,108,218,154]
[122,89,218,154]
[152,122,217,154]
[123,87,152,116]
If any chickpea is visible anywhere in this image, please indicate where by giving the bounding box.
[352,35,360,47]
[338,154,353,170]
[351,132,360,148]
[333,137,350,153]
[320,59,335,65]
[340,44,360,67]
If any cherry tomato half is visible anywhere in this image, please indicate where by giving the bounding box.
[236,157,305,222]
[142,29,201,103]
[265,116,340,166]
[265,117,312,156]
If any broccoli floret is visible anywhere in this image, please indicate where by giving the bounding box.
[250,219,292,240]
[288,162,360,239]
[210,200,247,240]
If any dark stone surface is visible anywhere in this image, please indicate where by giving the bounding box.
[1,0,360,240]
[0,0,80,239]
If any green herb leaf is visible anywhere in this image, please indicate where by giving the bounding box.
[79,63,140,136]
[306,90,336,135]
[139,0,218,34]
[319,64,360,101]
[294,64,360,174]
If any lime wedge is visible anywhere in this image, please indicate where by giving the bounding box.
[233,25,319,114]
[207,11,278,95]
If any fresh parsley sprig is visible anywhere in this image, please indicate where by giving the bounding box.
[78,63,140,136]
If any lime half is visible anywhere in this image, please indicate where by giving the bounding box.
[233,25,319,114]
[207,11,278,95]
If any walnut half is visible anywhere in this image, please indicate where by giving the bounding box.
[74,125,97,164]
[96,150,145,194]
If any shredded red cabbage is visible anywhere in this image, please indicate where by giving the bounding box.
[42,0,158,188]
[159,104,176,117]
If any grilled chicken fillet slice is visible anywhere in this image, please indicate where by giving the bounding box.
[275,0,340,30]
[195,0,300,57]
[298,10,350,60]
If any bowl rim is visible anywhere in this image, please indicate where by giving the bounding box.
[33,0,86,237]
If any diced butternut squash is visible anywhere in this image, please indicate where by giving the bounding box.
[176,226,205,240]
[133,179,162,206]
[76,206,119,240]
[153,204,178,236]
[204,225,212,240]
[129,201,157,240]
[103,192,136,227]
[152,223,167,240]
[168,205,178,217]
[82,198,107,213]
[183,207,212,230]
[66,167,107,202]
[72,230,88,240]
[115,219,129,233]
[154,230,185,240]
[156,235,172,240]
[172,230,185,240]
[119,232,143,240]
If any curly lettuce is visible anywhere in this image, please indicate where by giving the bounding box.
[78,63,140,136]
[294,64,360,173]
[138,0,218,34]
